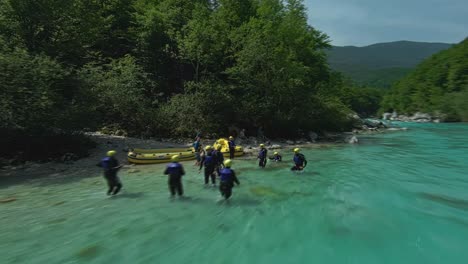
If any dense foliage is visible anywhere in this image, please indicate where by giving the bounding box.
[327,41,452,88]
[0,0,384,161]
[381,39,468,121]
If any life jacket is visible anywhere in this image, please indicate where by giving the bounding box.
[166,162,183,176]
[293,154,305,166]
[258,149,267,159]
[101,157,115,171]
[220,168,234,182]
[204,154,215,167]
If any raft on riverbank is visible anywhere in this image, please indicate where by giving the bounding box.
[127,138,245,164]
[127,148,196,164]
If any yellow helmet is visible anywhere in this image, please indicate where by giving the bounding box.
[171,155,180,162]
[107,150,116,157]
[260,143,265,148]
[294,148,300,153]
[274,151,279,155]
[224,159,232,168]
[229,136,234,140]
[205,145,212,151]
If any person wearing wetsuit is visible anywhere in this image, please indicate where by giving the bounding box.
[269,151,282,162]
[213,145,225,175]
[258,144,268,168]
[219,159,240,200]
[193,137,202,165]
[164,155,185,197]
[291,148,308,171]
[199,146,217,186]
[97,150,123,195]
[228,136,236,159]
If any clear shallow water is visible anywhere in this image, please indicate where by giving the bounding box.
[1,123,468,264]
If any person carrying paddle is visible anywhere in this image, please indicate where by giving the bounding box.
[291,148,307,171]
[97,150,123,195]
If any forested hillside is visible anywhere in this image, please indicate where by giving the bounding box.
[327,41,452,88]
[381,38,468,121]
[0,0,382,161]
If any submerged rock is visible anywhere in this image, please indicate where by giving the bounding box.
[0,197,16,203]
[250,186,286,199]
[76,245,101,260]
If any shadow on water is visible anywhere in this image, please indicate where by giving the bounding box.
[419,192,468,211]
[0,166,103,189]
[172,195,262,207]
[225,197,262,206]
[112,192,145,199]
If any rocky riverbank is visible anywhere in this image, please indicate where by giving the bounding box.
[382,112,443,123]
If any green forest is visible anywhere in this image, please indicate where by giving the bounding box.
[381,38,468,121]
[0,0,384,161]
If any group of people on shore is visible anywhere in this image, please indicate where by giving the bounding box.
[97,136,308,200]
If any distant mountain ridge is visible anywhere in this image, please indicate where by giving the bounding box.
[327,41,453,88]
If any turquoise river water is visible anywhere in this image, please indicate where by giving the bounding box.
[1,122,468,264]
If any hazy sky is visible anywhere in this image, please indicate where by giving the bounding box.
[304,0,467,46]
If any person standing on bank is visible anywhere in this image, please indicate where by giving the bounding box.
[228,136,236,159]
[193,137,202,166]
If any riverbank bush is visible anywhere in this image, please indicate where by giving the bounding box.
[0,129,96,164]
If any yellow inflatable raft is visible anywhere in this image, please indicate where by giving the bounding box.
[213,138,244,157]
[127,148,196,164]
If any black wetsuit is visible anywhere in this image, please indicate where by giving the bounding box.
[200,153,217,184]
[219,168,240,199]
[98,157,122,195]
[258,148,268,168]
[213,149,224,175]
[228,140,236,159]
[291,154,307,171]
[164,162,185,196]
